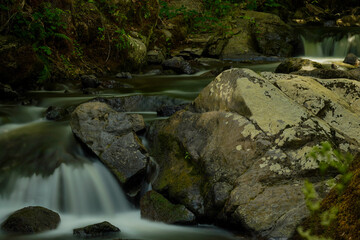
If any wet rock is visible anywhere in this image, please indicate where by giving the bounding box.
[149,68,360,238]
[73,221,120,238]
[343,53,359,66]
[81,75,100,89]
[140,191,195,224]
[45,106,69,120]
[91,95,186,113]
[275,58,323,73]
[162,57,196,74]
[147,49,165,64]
[70,102,148,186]
[116,72,132,79]
[1,206,60,234]
[156,103,188,117]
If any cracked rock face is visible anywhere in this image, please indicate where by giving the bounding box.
[149,68,360,238]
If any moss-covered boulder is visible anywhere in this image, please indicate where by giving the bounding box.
[1,206,60,234]
[73,221,120,238]
[140,191,196,224]
[149,68,360,238]
[275,58,323,73]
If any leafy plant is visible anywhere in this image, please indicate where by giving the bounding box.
[114,28,130,51]
[297,142,353,240]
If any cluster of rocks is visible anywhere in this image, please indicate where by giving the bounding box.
[275,54,360,81]
[1,206,121,238]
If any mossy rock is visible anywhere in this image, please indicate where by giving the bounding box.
[1,206,60,234]
[140,190,196,224]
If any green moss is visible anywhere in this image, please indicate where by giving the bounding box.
[140,190,194,223]
[153,130,204,206]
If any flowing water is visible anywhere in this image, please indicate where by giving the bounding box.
[299,27,360,61]
[0,62,279,240]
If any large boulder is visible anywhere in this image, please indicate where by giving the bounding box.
[70,102,148,186]
[149,68,360,238]
[73,221,120,238]
[209,11,298,60]
[1,206,60,233]
[140,190,195,224]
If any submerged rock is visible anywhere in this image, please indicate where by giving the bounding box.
[343,53,359,66]
[149,68,360,238]
[81,75,100,89]
[162,57,196,74]
[1,206,60,234]
[275,58,323,73]
[70,102,148,187]
[73,221,120,238]
[45,106,69,120]
[140,191,195,224]
[116,72,132,79]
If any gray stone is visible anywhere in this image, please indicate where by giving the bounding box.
[70,102,148,185]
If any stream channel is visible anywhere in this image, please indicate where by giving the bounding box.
[0,27,359,240]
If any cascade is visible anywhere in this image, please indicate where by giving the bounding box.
[299,28,360,57]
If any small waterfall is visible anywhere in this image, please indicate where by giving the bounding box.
[0,119,132,217]
[0,162,131,216]
[299,28,360,57]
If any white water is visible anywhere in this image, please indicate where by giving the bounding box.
[300,32,360,57]
[0,102,238,240]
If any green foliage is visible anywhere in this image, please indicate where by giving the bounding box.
[297,141,353,240]
[114,28,130,51]
[98,27,106,41]
[6,2,71,83]
[158,0,280,33]
[308,141,353,193]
